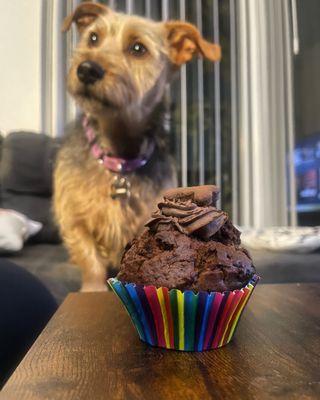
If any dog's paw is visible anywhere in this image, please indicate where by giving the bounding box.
[81,283,109,292]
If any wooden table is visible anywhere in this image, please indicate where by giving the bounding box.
[1,283,319,400]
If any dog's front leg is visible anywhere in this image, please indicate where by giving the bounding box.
[63,225,107,292]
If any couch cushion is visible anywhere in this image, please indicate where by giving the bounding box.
[5,244,81,304]
[0,132,61,243]
[0,133,3,195]
[0,132,61,195]
[0,133,3,161]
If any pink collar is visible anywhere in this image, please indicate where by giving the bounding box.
[83,116,154,174]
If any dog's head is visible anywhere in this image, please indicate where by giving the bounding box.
[63,2,221,122]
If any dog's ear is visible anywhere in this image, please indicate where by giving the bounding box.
[164,21,221,66]
[62,2,109,33]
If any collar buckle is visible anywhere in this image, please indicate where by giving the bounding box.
[110,175,131,200]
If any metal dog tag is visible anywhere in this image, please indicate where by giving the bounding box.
[110,175,131,199]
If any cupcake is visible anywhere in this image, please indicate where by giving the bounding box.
[108,185,259,351]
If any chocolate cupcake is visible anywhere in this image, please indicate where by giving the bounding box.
[108,186,259,351]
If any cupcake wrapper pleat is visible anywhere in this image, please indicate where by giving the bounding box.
[108,275,259,352]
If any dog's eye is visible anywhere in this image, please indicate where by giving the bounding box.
[129,42,148,57]
[89,32,99,46]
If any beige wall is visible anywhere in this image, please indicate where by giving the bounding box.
[0,0,42,135]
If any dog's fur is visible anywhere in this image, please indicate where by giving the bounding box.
[53,2,220,291]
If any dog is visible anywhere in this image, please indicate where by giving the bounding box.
[53,2,221,291]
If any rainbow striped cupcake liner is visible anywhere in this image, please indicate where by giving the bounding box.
[108,275,259,351]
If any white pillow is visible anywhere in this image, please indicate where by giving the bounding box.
[0,209,42,252]
[239,226,320,253]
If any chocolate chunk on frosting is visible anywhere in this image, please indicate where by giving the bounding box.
[146,186,228,239]
[164,185,219,206]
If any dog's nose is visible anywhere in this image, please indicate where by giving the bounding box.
[77,61,105,85]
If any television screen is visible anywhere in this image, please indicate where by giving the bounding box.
[295,132,320,211]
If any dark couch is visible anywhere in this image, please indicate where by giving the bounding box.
[0,132,81,303]
[0,132,61,243]
[0,132,320,304]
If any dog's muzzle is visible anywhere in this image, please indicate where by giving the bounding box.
[77,61,105,85]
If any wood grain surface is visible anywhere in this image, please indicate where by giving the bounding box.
[1,283,320,400]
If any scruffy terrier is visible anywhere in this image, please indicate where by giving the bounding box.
[54,2,221,291]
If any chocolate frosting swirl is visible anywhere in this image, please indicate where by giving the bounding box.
[146,198,228,240]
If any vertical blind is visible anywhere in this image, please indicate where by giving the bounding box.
[236,0,296,227]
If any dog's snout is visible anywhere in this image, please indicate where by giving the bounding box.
[77,61,105,85]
